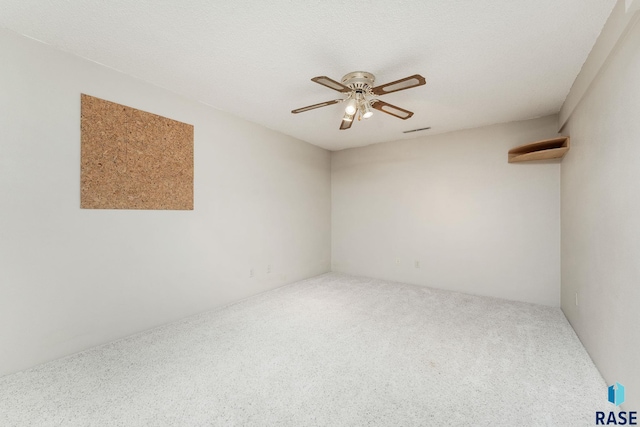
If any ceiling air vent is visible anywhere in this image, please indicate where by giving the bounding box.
[403,127,431,134]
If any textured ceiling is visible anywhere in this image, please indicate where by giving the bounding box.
[0,1,616,150]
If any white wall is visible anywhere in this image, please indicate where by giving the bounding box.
[332,116,561,306]
[0,29,331,376]
[560,6,640,410]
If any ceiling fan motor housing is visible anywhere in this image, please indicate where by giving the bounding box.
[341,71,376,94]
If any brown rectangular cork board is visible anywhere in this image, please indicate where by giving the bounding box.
[81,94,194,210]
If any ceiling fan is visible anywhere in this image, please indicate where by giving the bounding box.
[291,71,426,130]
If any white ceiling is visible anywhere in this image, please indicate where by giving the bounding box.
[0,1,616,151]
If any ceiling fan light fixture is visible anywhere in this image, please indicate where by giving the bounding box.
[361,101,373,119]
[345,98,357,115]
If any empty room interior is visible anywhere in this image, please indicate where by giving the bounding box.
[1,0,639,425]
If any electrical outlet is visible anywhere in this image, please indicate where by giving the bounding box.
[267,264,271,274]
[575,292,578,306]
[395,258,400,265]
[415,260,420,268]
[249,268,254,278]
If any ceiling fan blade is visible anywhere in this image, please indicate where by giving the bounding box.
[339,117,354,130]
[311,76,352,93]
[371,74,426,96]
[371,100,414,120]
[291,99,343,114]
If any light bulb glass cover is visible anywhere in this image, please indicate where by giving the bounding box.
[361,101,373,119]
[345,99,357,115]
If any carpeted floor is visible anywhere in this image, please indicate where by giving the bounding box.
[0,273,612,426]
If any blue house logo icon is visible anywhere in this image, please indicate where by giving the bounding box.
[608,382,625,406]
[597,382,636,425]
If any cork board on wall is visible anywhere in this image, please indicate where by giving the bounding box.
[81,94,194,210]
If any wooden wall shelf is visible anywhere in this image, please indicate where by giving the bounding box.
[508,136,570,163]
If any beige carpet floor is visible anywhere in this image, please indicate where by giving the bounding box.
[0,273,613,426]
